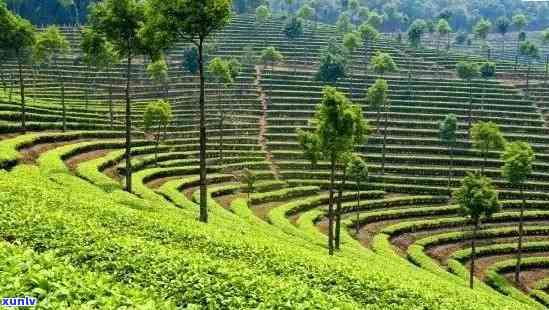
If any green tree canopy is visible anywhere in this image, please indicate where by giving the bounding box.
[336,12,352,34]
[144,99,173,132]
[297,4,314,21]
[147,57,168,86]
[369,52,398,76]
[367,78,388,112]
[315,38,348,83]
[359,23,379,43]
[479,62,496,80]
[454,172,500,221]
[260,46,284,68]
[255,4,270,25]
[512,14,528,31]
[502,141,535,186]
[34,26,69,64]
[436,18,451,37]
[456,61,480,81]
[208,57,233,85]
[439,114,458,146]
[367,11,383,30]
[473,18,492,41]
[346,155,368,185]
[407,19,427,48]
[519,40,540,60]
[343,31,362,54]
[284,16,304,39]
[495,16,510,36]
[183,47,199,74]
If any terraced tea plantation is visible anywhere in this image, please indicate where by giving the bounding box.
[2,4,549,309]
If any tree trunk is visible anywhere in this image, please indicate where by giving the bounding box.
[154,122,161,166]
[525,60,531,99]
[335,167,346,250]
[501,34,505,56]
[108,72,114,130]
[468,81,473,129]
[61,74,66,132]
[17,54,26,133]
[382,98,389,177]
[198,39,209,223]
[480,82,485,122]
[515,186,526,284]
[482,149,486,175]
[543,55,549,86]
[448,145,453,198]
[85,64,91,112]
[218,86,224,163]
[470,218,479,289]
[124,51,133,193]
[355,182,361,235]
[328,154,335,255]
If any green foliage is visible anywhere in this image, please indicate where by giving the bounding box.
[502,141,535,186]
[144,0,232,45]
[519,41,540,60]
[479,62,496,80]
[336,13,352,34]
[234,168,258,198]
[297,4,314,21]
[306,86,368,161]
[436,18,451,36]
[208,57,233,85]
[0,2,35,58]
[369,52,398,76]
[147,57,168,85]
[260,46,284,67]
[33,26,69,65]
[255,4,270,25]
[456,61,480,81]
[407,19,427,48]
[470,121,507,155]
[346,156,369,185]
[512,14,528,31]
[495,16,510,36]
[473,18,492,41]
[297,129,321,168]
[89,0,147,59]
[439,114,458,146]
[284,16,304,39]
[366,11,383,30]
[358,23,379,43]
[183,47,199,74]
[315,38,347,83]
[143,99,173,133]
[454,172,500,221]
[543,29,549,45]
[343,31,362,54]
[227,57,241,81]
[367,78,388,110]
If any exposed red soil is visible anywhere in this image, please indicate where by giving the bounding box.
[19,139,88,165]
[65,149,112,171]
[146,175,182,189]
[503,269,549,291]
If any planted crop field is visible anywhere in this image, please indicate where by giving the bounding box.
[2,0,549,308]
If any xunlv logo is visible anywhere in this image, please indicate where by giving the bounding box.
[1,297,37,308]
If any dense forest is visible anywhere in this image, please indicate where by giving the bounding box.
[6,0,549,31]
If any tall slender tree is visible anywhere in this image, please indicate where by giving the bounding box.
[0,3,35,133]
[346,156,368,235]
[343,32,362,97]
[89,0,149,193]
[479,62,496,120]
[145,0,232,222]
[436,18,452,52]
[297,87,368,255]
[34,26,70,132]
[495,16,510,56]
[454,172,500,289]
[208,57,233,163]
[519,41,540,98]
[501,141,534,284]
[456,61,480,129]
[512,14,528,69]
[470,121,506,174]
[439,114,458,198]
[143,99,173,165]
[358,23,379,77]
